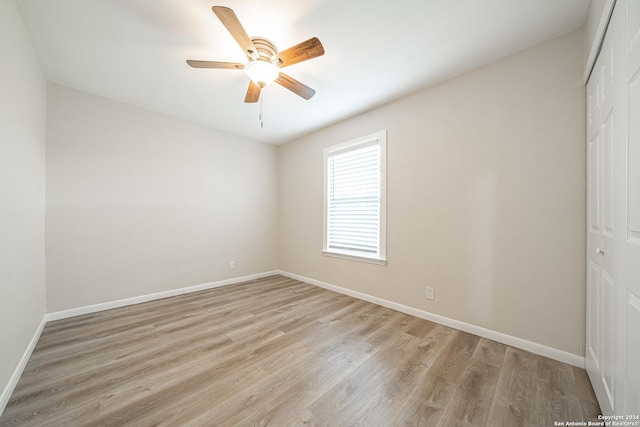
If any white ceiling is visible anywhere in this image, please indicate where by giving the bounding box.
[17,0,590,145]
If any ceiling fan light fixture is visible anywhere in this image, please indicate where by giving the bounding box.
[244,60,279,88]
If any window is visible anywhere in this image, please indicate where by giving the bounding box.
[323,130,387,265]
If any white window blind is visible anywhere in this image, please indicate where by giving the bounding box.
[323,130,387,264]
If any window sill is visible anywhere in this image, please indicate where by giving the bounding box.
[321,250,388,266]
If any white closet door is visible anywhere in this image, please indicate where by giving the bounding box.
[586,62,602,401]
[620,0,640,415]
[586,12,617,414]
[588,0,640,416]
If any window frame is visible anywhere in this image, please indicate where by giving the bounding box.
[322,130,387,265]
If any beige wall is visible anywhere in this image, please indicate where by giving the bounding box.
[45,84,279,312]
[279,29,586,355]
[0,0,47,403]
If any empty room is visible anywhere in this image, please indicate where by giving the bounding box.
[1,0,639,425]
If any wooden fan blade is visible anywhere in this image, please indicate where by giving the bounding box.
[186,60,244,69]
[245,81,261,103]
[277,37,325,68]
[275,72,316,100]
[212,6,257,58]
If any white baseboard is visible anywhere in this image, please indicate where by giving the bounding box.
[278,270,585,368]
[0,316,47,416]
[45,271,280,322]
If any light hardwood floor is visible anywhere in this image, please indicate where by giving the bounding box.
[1,275,599,426]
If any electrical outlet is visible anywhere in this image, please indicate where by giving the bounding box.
[425,286,435,300]
[229,261,235,270]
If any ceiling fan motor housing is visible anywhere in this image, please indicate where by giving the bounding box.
[250,37,278,63]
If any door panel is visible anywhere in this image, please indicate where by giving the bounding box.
[602,40,616,99]
[628,0,640,70]
[625,291,640,414]
[589,132,602,234]
[628,70,640,242]
[601,270,615,409]
[587,260,601,371]
[602,109,615,237]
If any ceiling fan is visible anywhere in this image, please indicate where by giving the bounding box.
[187,6,325,103]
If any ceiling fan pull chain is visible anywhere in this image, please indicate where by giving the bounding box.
[259,96,264,128]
